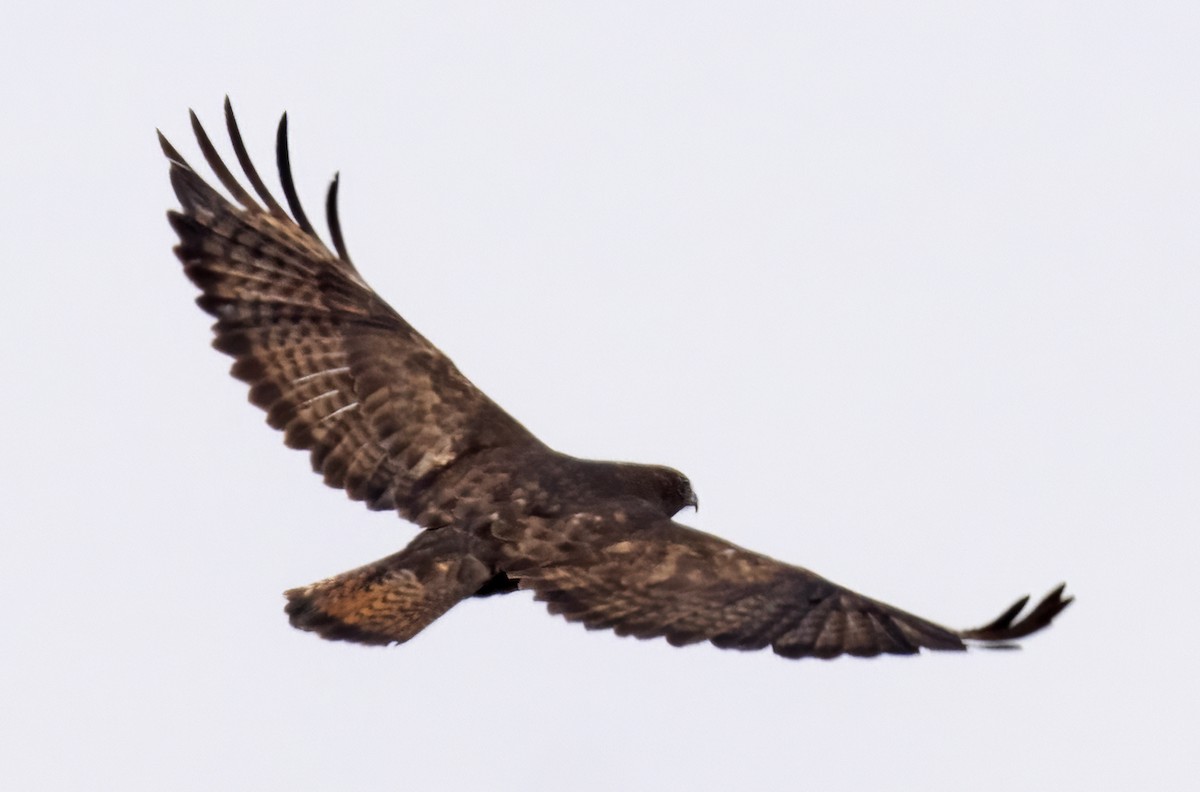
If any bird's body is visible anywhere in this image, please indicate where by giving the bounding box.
[161,101,1070,660]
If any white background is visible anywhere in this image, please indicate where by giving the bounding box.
[2,3,1196,790]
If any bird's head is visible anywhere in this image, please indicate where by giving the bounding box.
[643,465,699,517]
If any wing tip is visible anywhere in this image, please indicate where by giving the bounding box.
[164,99,350,262]
[325,170,353,264]
[222,97,287,217]
[157,129,190,169]
[960,583,1072,644]
[275,109,316,234]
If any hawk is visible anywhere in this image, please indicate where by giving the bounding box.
[161,100,1071,660]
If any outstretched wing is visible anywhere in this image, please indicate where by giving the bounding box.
[162,100,539,518]
[494,508,1071,659]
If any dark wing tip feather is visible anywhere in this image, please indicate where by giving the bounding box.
[960,583,1072,643]
[326,172,353,264]
[224,97,287,217]
[165,99,356,266]
[971,594,1030,635]
[166,157,230,215]
[276,112,317,235]
[157,130,190,169]
[189,109,260,210]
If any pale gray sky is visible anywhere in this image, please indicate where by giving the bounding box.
[2,2,1197,790]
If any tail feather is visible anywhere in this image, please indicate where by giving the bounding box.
[285,529,493,646]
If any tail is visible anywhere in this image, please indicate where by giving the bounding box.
[284,529,493,646]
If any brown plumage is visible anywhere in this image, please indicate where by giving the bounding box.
[162,100,1071,660]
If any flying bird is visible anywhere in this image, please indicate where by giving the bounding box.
[161,101,1071,660]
